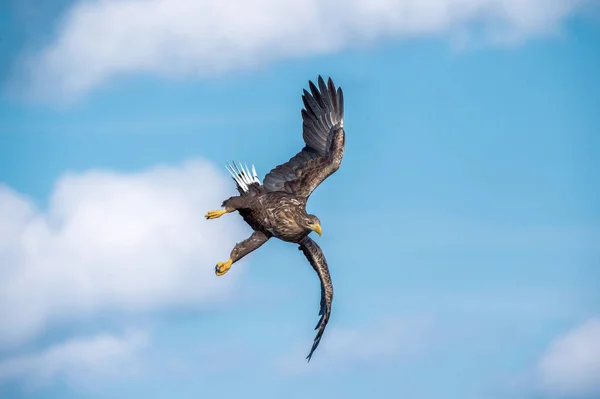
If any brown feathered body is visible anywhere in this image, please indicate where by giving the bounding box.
[225,193,311,243]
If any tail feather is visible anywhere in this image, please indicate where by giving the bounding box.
[226,162,260,194]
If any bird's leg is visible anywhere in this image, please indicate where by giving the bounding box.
[204,209,228,219]
[215,259,233,276]
[215,231,269,276]
[205,205,236,220]
[206,196,247,220]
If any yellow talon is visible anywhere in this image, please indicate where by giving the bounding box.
[205,209,227,219]
[215,259,233,276]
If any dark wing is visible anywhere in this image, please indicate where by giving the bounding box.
[262,76,345,198]
[299,236,333,362]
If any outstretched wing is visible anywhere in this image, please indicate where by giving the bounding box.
[262,76,345,198]
[299,236,333,362]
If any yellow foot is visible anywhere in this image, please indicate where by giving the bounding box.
[205,209,227,219]
[215,259,233,276]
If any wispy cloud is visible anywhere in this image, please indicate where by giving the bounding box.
[15,0,595,101]
[0,159,246,349]
[536,317,600,398]
[0,329,149,390]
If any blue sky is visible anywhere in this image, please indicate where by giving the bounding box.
[1,1,599,398]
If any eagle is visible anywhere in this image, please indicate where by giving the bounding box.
[205,76,345,361]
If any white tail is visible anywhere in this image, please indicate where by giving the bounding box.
[226,162,260,192]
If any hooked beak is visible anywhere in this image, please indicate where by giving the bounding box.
[310,223,322,236]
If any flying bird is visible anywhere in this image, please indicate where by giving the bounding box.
[205,76,345,361]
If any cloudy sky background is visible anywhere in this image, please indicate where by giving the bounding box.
[1,0,599,398]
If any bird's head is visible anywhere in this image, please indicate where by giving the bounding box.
[302,214,322,236]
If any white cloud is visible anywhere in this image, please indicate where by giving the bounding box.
[536,317,600,397]
[0,329,149,389]
[275,316,435,374]
[0,159,246,349]
[18,0,594,101]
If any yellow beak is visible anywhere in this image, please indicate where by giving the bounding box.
[310,223,322,236]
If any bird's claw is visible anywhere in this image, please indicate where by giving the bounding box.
[205,209,227,219]
[215,259,233,276]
